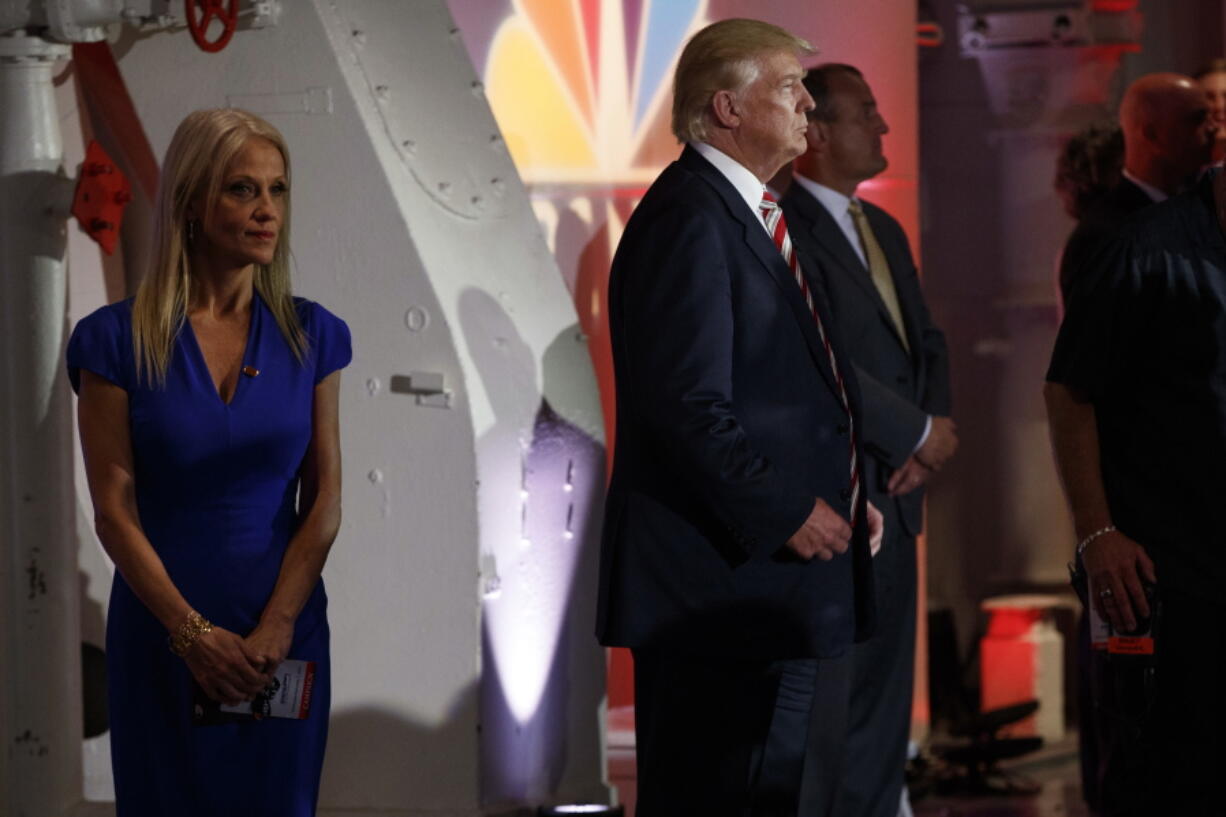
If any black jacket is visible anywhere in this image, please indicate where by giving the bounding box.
[782,183,951,538]
[596,146,875,659]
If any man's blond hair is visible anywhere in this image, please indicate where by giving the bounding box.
[671,18,815,144]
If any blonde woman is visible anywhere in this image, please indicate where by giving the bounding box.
[68,109,349,815]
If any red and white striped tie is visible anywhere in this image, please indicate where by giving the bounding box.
[759,191,861,516]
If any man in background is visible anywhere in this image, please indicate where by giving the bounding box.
[780,63,954,817]
[1047,157,1226,814]
[1052,71,1214,810]
[1058,72,1214,306]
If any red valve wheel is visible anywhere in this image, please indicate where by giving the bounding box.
[185,0,239,53]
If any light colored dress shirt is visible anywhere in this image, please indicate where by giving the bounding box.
[792,173,870,268]
[692,142,772,235]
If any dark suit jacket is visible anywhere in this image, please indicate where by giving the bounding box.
[781,183,951,538]
[1059,177,1154,306]
[596,146,875,660]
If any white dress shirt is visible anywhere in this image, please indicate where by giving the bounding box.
[692,142,772,235]
[792,173,869,268]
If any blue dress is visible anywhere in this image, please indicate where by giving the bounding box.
[67,293,351,816]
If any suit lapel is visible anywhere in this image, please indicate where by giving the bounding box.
[681,147,843,401]
[791,188,912,358]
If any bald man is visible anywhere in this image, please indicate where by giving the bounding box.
[1047,78,1223,814]
[1058,72,1214,305]
[1054,73,1214,811]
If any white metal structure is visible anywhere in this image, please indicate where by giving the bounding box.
[0,28,80,817]
[1,1,608,814]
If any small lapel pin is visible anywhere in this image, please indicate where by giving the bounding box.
[242,365,260,377]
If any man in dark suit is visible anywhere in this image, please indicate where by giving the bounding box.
[1059,73,1215,307]
[779,64,954,817]
[596,19,881,817]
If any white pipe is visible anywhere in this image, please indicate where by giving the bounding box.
[0,30,82,817]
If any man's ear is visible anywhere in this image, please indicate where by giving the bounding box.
[806,118,832,153]
[711,89,741,129]
[805,118,825,150]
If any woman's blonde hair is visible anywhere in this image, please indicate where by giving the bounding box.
[671,18,815,144]
[132,108,307,386]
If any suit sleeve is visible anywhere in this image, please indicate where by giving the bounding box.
[852,366,928,469]
[883,216,952,417]
[617,204,814,556]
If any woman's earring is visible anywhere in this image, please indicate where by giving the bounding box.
[187,220,195,243]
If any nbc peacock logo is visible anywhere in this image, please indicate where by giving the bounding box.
[484,0,707,184]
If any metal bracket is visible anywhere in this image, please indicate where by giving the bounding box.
[389,371,452,409]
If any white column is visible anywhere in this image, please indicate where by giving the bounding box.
[0,30,82,817]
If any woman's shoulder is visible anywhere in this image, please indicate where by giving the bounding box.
[292,297,352,381]
[293,297,350,337]
[67,298,136,394]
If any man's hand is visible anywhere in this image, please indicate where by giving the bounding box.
[867,501,884,556]
[786,498,852,561]
[887,456,931,496]
[1082,529,1157,632]
[915,416,958,471]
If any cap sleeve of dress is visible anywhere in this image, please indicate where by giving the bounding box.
[66,303,134,394]
[304,301,352,384]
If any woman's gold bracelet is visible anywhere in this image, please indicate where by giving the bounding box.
[168,610,213,656]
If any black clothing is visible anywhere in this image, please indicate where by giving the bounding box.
[1056,176,1157,812]
[632,649,850,817]
[782,184,948,817]
[597,145,874,661]
[1090,587,1226,816]
[1048,169,1226,813]
[1058,177,1155,306]
[1049,170,1226,601]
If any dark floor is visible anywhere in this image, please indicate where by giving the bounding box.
[912,733,1090,817]
[609,708,1092,817]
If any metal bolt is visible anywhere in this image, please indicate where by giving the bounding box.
[404,306,429,332]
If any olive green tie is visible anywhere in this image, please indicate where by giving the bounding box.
[848,199,909,355]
